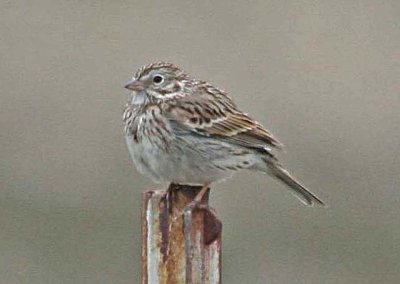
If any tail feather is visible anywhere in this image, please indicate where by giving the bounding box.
[269,164,325,206]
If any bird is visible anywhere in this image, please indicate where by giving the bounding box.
[123,62,324,206]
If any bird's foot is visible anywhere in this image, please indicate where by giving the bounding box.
[184,182,210,211]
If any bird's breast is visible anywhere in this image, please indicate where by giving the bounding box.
[123,104,173,149]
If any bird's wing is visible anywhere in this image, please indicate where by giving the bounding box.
[165,90,282,150]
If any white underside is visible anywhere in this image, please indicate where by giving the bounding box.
[125,134,263,184]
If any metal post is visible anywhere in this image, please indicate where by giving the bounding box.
[141,183,222,284]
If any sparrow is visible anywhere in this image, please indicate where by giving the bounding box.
[123,62,324,206]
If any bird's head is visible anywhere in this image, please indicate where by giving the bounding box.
[125,62,191,104]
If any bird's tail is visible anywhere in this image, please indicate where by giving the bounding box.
[268,163,325,206]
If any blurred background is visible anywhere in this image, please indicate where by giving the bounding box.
[1,1,399,283]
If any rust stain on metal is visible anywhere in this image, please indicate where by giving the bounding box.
[141,191,151,284]
[166,191,185,284]
[142,184,222,284]
[158,195,169,263]
[203,207,222,245]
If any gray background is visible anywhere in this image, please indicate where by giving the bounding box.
[1,1,399,283]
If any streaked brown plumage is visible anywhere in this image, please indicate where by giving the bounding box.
[123,62,324,206]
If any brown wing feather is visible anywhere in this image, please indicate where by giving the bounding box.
[166,87,282,149]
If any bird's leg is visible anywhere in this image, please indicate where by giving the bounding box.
[186,182,210,210]
[194,182,210,203]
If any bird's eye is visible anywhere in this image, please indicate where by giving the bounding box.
[152,75,164,84]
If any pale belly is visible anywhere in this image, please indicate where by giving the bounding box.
[125,134,257,185]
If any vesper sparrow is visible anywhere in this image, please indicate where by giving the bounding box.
[123,62,324,206]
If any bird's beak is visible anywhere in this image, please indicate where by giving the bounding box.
[124,78,145,91]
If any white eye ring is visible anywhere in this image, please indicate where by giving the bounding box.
[152,74,164,85]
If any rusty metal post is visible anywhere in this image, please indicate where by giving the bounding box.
[141,183,222,284]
